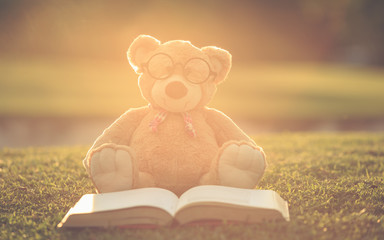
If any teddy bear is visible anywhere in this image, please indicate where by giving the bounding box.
[83,35,266,196]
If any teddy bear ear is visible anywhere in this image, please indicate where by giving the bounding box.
[202,46,232,84]
[127,35,161,73]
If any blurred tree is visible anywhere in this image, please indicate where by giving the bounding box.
[0,0,383,65]
[297,0,384,65]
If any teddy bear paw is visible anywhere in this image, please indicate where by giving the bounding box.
[217,142,266,188]
[90,145,135,193]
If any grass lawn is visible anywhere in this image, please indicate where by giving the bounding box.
[1,58,384,121]
[1,132,383,239]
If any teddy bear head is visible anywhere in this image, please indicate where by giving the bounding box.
[127,35,232,113]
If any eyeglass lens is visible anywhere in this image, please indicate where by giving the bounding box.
[147,54,173,79]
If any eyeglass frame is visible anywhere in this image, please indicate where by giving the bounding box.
[141,52,217,84]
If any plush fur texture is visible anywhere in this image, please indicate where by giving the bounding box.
[84,35,266,196]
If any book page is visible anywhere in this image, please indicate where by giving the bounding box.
[68,188,179,216]
[174,185,289,224]
[176,185,281,211]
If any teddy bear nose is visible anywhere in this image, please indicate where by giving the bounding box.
[165,81,188,99]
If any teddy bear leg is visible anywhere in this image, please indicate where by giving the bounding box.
[200,142,266,188]
[89,144,139,193]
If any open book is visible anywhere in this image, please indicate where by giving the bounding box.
[57,185,289,228]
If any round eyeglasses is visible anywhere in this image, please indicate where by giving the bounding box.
[142,53,216,84]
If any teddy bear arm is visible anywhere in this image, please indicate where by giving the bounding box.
[201,108,267,188]
[204,107,255,147]
[83,107,148,172]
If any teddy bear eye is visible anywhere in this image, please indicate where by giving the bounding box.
[147,53,174,79]
[184,58,210,84]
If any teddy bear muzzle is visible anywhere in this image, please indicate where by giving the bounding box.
[165,81,188,99]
